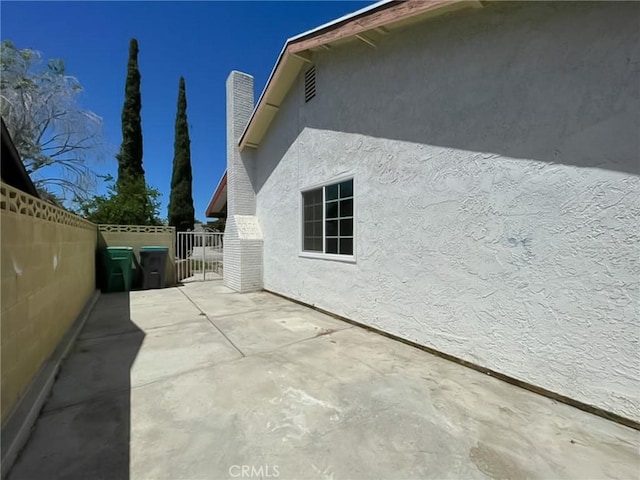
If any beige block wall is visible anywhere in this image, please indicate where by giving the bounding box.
[1,187,97,423]
[97,226,176,286]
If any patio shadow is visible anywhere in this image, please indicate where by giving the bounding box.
[8,292,144,480]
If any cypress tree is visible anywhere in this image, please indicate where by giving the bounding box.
[116,38,144,186]
[168,76,195,232]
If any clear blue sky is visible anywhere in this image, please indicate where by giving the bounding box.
[1,1,371,221]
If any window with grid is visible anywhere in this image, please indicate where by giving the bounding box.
[302,179,354,256]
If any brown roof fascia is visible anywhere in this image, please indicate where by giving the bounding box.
[288,0,457,54]
[205,171,227,218]
[238,0,477,150]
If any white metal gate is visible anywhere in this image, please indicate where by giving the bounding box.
[176,230,223,282]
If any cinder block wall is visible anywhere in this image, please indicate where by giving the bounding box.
[97,225,176,286]
[0,183,97,423]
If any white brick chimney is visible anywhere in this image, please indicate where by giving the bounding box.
[223,71,263,292]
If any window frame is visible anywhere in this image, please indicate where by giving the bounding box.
[299,174,356,264]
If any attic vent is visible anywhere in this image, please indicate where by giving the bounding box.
[304,66,316,103]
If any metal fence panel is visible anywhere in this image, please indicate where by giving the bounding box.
[176,231,223,282]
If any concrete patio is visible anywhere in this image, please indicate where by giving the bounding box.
[8,280,640,479]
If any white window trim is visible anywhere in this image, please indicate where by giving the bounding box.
[299,174,356,263]
[299,251,357,264]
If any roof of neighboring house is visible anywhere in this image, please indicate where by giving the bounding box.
[205,171,227,218]
[1,118,39,198]
[239,0,481,151]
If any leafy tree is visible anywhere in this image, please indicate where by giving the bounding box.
[168,77,195,232]
[116,38,144,186]
[0,40,104,202]
[74,175,161,225]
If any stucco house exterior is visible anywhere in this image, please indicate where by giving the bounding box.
[206,0,640,426]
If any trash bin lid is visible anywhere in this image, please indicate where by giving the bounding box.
[106,246,133,251]
[140,246,169,252]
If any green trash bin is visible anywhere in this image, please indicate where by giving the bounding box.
[140,246,169,290]
[101,247,134,293]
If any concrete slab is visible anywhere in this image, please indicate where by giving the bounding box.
[177,278,233,297]
[8,393,131,480]
[8,283,640,480]
[128,287,188,305]
[180,280,292,317]
[211,302,351,356]
[80,291,204,340]
[123,326,639,480]
[183,281,353,355]
[78,292,141,339]
[44,294,241,412]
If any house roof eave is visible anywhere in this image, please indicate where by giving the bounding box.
[205,171,228,218]
[238,0,483,152]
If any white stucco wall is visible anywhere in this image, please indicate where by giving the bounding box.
[252,2,640,421]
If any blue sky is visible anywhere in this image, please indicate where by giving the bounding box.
[1,1,372,221]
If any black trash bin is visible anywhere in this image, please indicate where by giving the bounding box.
[139,246,169,289]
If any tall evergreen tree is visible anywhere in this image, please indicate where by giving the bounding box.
[168,76,195,232]
[107,38,158,225]
[116,38,144,186]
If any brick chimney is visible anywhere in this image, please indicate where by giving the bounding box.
[222,71,263,292]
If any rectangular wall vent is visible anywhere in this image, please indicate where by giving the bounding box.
[304,66,316,103]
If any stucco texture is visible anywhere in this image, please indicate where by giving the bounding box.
[252,2,640,421]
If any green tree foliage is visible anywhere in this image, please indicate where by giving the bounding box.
[116,38,144,185]
[0,40,104,202]
[98,37,158,225]
[74,175,161,225]
[168,77,195,232]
